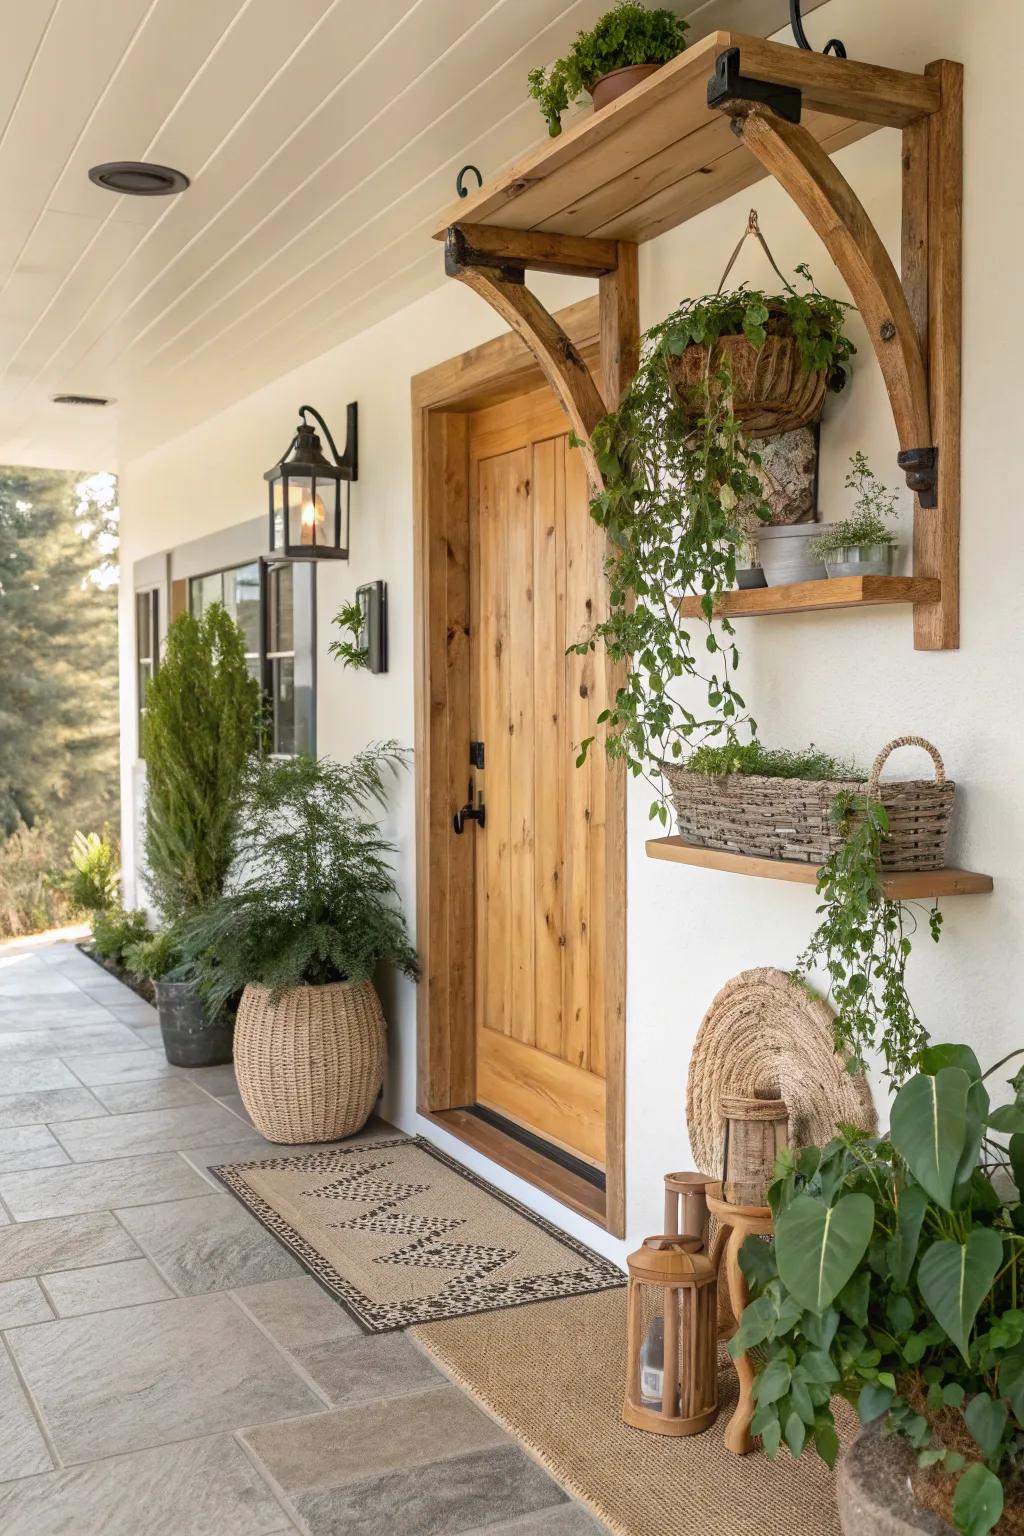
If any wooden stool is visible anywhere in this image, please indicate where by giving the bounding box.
[705,1179,774,1456]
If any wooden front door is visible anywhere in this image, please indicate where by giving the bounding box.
[468,389,611,1170]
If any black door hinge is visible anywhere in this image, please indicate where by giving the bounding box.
[469,740,485,770]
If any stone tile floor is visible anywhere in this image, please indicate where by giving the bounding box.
[0,934,606,1535]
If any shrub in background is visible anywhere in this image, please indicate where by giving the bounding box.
[65,829,119,915]
[91,905,151,970]
[0,821,75,936]
[141,603,262,925]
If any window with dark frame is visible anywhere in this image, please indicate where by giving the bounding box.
[135,588,158,758]
[186,559,309,757]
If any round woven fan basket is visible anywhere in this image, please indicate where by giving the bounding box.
[664,737,955,872]
[234,980,386,1144]
[666,325,829,438]
[686,967,876,1183]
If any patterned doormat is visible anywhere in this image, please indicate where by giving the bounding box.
[211,1135,624,1332]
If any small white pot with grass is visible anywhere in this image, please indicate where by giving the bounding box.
[809,451,900,580]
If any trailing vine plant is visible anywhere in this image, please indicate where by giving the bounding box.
[794,793,943,1085]
[573,268,855,825]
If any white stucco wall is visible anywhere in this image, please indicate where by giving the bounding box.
[118,0,1024,1266]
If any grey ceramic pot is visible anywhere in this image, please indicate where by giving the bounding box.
[735,566,767,590]
[752,523,827,586]
[155,980,233,1069]
[837,1428,954,1536]
[825,543,897,579]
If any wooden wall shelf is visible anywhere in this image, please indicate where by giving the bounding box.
[675,574,940,620]
[646,837,993,897]
[433,32,929,245]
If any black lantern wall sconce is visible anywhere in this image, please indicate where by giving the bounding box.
[265,402,358,560]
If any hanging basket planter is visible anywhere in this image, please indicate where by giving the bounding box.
[663,737,955,872]
[666,314,831,438]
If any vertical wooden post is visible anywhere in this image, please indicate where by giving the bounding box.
[598,242,640,411]
[912,61,962,651]
[596,242,638,1239]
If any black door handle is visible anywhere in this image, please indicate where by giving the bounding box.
[453,779,485,834]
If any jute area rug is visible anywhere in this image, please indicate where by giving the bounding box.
[411,1288,854,1536]
[212,1135,624,1332]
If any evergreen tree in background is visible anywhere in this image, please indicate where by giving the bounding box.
[0,466,119,933]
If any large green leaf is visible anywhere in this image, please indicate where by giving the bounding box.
[952,1463,1004,1536]
[775,1194,875,1315]
[918,1229,1004,1362]
[890,1067,970,1210]
[964,1392,1007,1457]
[1009,1133,1024,1197]
[886,1183,929,1288]
[1000,1348,1024,1423]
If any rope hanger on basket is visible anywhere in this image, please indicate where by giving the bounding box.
[716,209,795,295]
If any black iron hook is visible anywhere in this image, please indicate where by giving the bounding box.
[788,0,847,58]
[456,164,482,199]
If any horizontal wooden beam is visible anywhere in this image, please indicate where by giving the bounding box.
[445,223,620,278]
[729,35,940,129]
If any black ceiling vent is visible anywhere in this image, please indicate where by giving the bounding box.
[88,161,190,196]
[52,393,113,407]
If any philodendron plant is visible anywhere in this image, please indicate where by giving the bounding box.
[734,1043,1024,1536]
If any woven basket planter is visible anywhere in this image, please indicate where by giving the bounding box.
[234,980,386,1144]
[666,327,829,438]
[664,737,955,872]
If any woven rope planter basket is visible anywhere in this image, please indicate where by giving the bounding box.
[664,737,955,872]
[666,330,829,438]
[234,980,386,1144]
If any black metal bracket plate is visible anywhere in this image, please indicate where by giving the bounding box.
[897,446,939,508]
[444,225,525,285]
[707,48,802,125]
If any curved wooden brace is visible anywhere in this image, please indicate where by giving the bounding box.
[739,105,933,497]
[451,266,608,487]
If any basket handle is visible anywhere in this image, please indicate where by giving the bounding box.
[867,736,946,798]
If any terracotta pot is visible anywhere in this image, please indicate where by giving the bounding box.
[837,1429,954,1535]
[234,980,386,1144]
[590,63,662,113]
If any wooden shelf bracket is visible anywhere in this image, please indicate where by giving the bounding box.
[444,225,639,485]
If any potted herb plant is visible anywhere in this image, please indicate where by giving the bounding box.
[576,258,854,821]
[528,2,688,137]
[809,451,901,578]
[182,744,419,1144]
[733,1042,1024,1535]
[141,602,262,1066]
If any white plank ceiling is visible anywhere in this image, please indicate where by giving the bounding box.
[0,0,825,470]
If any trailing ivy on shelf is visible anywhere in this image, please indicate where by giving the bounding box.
[572,269,855,823]
[794,793,943,1085]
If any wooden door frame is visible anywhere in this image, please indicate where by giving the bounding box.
[412,296,627,1237]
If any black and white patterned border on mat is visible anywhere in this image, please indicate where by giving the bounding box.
[210,1134,625,1334]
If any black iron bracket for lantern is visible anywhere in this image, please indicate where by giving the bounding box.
[265,402,358,561]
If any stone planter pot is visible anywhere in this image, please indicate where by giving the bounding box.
[752,523,827,586]
[736,566,767,590]
[590,63,661,113]
[155,980,233,1068]
[234,980,386,1144]
[837,1428,954,1535]
[824,543,897,579]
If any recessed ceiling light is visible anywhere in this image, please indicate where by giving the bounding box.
[52,393,113,407]
[88,161,189,196]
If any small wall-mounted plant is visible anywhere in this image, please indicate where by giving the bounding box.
[329,599,369,671]
[808,451,900,577]
[329,582,388,673]
[528,2,689,137]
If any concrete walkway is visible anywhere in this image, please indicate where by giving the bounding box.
[0,935,603,1536]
